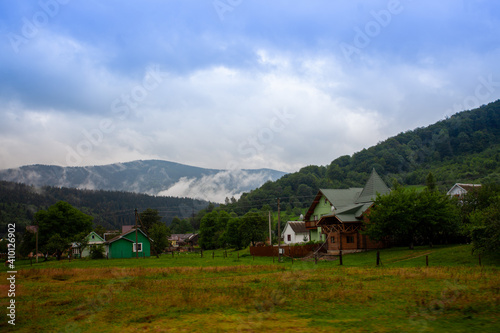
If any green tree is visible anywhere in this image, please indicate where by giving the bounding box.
[225,217,246,250]
[199,210,231,250]
[239,211,267,247]
[45,233,70,260]
[149,222,171,257]
[33,201,93,254]
[365,186,459,249]
[426,172,436,191]
[170,217,194,234]
[139,208,162,231]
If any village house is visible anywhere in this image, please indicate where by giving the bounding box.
[169,233,199,247]
[282,221,309,244]
[72,231,107,259]
[447,183,482,197]
[107,227,152,259]
[304,169,390,254]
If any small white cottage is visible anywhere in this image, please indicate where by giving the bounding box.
[447,183,482,197]
[282,221,309,245]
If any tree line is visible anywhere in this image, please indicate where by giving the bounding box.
[0,181,210,234]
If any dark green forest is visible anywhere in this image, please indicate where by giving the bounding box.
[0,181,209,235]
[223,100,500,214]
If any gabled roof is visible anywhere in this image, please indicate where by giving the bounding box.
[321,188,364,208]
[355,168,391,203]
[169,233,198,241]
[86,231,105,243]
[304,168,389,221]
[285,221,308,234]
[107,228,151,244]
[447,183,482,196]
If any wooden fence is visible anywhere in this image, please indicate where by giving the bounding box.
[249,244,322,258]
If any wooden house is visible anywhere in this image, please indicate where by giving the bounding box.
[71,231,107,258]
[282,221,309,244]
[107,228,152,258]
[304,169,390,254]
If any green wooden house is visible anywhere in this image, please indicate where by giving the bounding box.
[107,228,152,259]
[72,231,107,259]
[304,169,391,253]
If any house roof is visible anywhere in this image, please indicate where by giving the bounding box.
[355,168,391,203]
[86,231,105,243]
[286,221,308,234]
[447,183,482,196]
[107,228,151,244]
[304,168,389,222]
[169,233,198,241]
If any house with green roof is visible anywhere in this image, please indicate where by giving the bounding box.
[304,169,390,253]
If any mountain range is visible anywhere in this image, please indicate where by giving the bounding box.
[0,160,287,203]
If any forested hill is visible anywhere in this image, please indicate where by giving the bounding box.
[225,100,500,214]
[0,181,209,233]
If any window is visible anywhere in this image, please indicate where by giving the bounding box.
[346,236,354,244]
[133,243,143,252]
[330,236,335,243]
[287,234,291,242]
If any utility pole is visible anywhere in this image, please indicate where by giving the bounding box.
[268,211,272,246]
[134,208,139,259]
[277,198,281,262]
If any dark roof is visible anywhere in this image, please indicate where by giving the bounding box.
[287,221,308,234]
[107,228,151,244]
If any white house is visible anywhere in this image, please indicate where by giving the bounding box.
[282,221,309,245]
[447,183,482,197]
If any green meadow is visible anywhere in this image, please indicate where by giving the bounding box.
[2,245,499,332]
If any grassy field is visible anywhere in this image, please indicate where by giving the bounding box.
[1,245,499,332]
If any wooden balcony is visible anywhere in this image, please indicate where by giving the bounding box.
[305,220,317,229]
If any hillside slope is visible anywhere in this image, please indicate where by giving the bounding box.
[228,100,500,213]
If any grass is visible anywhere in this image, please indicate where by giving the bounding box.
[1,245,499,332]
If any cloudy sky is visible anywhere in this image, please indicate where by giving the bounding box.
[1,0,499,173]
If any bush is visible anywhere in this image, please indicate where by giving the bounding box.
[90,245,105,259]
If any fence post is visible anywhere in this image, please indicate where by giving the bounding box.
[376,251,380,266]
[426,255,429,267]
[339,250,343,265]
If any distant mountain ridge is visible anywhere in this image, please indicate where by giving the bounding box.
[0,160,287,203]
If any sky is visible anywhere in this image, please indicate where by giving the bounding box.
[1,0,499,173]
